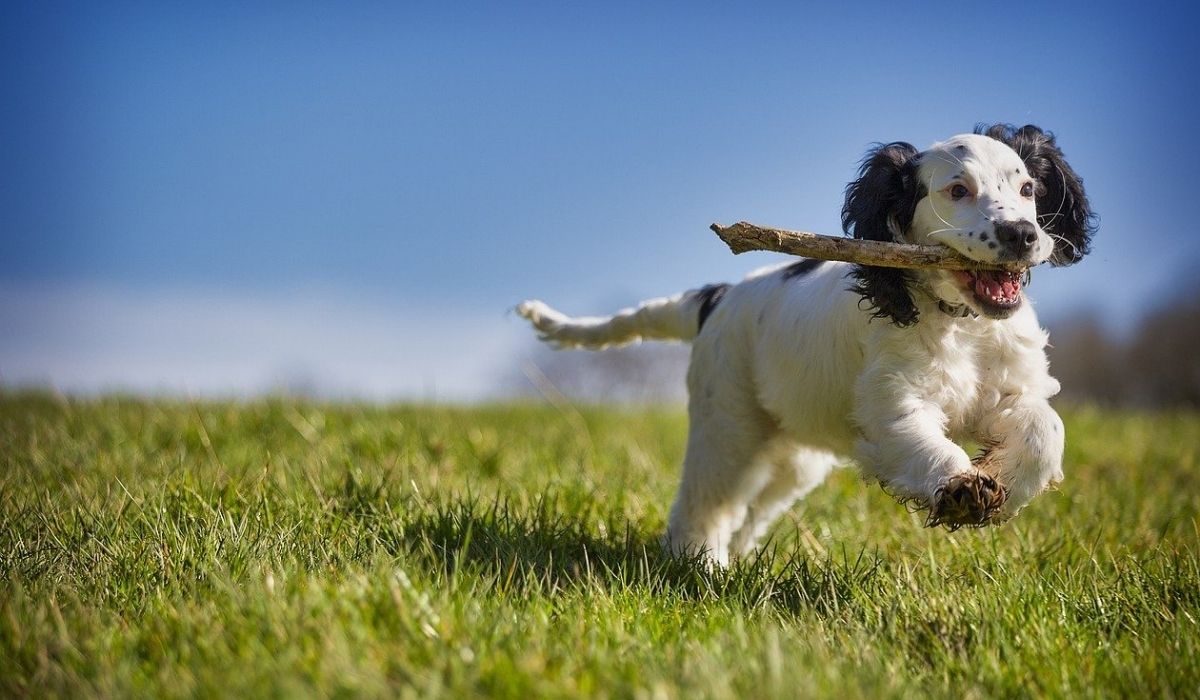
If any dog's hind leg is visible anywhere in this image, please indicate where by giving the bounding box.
[665,392,778,567]
[729,444,839,558]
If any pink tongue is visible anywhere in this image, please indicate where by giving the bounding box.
[975,275,1004,298]
[973,272,1021,301]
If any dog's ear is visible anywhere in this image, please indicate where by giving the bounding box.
[841,141,923,326]
[978,123,1097,266]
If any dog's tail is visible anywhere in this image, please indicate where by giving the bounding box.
[515,283,730,349]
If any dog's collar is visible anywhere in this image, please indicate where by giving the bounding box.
[938,300,977,318]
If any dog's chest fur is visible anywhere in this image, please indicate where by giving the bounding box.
[891,306,1052,437]
[739,269,1055,455]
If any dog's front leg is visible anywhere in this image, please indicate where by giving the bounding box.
[853,380,1006,528]
[973,396,1065,521]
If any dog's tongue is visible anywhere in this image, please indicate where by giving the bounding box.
[974,270,1021,301]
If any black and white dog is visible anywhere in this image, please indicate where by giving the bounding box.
[518,124,1095,565]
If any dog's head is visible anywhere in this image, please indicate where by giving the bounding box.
[841,124,1096,325]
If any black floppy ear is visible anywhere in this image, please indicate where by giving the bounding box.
[978,123,1097,266]
[841,141,923,326]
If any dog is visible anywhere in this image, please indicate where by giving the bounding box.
[517,124,1095,566]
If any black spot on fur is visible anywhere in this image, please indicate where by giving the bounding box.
[979,232,989,241]
[782,258,824,280]
[841,142,923,327]
[695,283,731,331]
[988,241,998,250]
[976,123,1097,265]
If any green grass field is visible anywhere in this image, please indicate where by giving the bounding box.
[2,392,1198,698]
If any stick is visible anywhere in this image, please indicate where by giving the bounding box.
[710,221,1029,272]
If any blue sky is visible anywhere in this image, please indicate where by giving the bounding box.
[2,2,1197,399]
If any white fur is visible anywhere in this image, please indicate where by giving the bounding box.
[517,134,1067,566]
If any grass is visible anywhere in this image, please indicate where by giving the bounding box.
[1,391,1198,698]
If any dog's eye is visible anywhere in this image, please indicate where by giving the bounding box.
[949,184,970,200]
[1020,182,1035,198]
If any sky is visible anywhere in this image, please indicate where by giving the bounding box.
[2,2,1198,400]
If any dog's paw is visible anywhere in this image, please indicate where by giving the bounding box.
[926,471,1008,530]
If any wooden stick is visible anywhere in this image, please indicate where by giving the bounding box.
[710,221,1029,272]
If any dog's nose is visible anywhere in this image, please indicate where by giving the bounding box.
[994,220,1038,256]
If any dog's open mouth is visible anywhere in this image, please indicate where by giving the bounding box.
[953,269,1025,314]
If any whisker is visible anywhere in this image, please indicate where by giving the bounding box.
[926,172,956,231]
[1045,231,1079,259]
[1040,161,1070,233]
[939,147,969,170]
